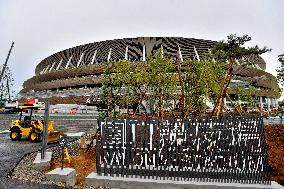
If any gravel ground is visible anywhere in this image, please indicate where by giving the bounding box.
[9,141,102,188]
[9,150,106,188]
[0,133,64,189]
[0,133,111,189]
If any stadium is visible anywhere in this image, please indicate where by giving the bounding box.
[20,37,280,110]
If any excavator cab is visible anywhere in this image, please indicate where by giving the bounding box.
[10,105,61,143]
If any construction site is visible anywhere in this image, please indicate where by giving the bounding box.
[0,0,284,183]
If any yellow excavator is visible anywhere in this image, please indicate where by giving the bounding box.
[10,105,61,143]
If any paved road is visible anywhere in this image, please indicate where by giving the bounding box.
[0,133,67,189]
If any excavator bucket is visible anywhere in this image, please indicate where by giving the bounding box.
[47,131,62,144]
[46,120,62,144]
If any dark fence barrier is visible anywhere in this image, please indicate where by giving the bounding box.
[96,116,270,184]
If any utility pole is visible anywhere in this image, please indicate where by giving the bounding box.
[0,42,14,85]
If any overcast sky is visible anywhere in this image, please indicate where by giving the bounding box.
[0,0,284,95]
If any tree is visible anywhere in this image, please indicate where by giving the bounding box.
[147,51,178,117]
[100,60,150,117]
[278,99,284,107]
[276,55,284,89]
[100,50,179,118]
[100,49,226,118]
[111,60,150,116]
[102,38,268,119]
[228,84,257,109]
[182,58,225,117]
[211,34,271,117]
[100,61,116,117]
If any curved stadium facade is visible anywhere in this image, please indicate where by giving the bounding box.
[20,37,279,109]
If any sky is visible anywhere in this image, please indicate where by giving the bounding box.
[0,0,284,96]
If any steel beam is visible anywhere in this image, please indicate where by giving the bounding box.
[107,48,112,63]
[178,45,183,62]
[56,59,63,70]
[124,46,128,60]
[91,50,97,65]
[49,62,56,72]
[77,53,85,67]
[65,56,73,69]
[142,45,146,61]
[193,46,200,61]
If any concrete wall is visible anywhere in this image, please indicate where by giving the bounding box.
[85,173,282,189]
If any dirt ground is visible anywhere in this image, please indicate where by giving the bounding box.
[265,125,284,186]
[50,148,96,186]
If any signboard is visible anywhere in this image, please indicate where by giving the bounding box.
[25,98,38,105]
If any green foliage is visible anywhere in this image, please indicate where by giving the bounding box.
[183,58,225,116]
[100,48,227,117]
[100,59,150,116]
[212,34,271,61]
[228,85,257,107]
[101,50,180,117]
[211,34,271,117]
[276,56,284,88]
[101,35,269,118]
[98,109,108,119]
[147,51,179,115]
[278,99,284,107]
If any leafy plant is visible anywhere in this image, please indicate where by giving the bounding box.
[211,34,271,117]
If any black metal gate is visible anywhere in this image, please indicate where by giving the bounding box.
[96,116,270,184]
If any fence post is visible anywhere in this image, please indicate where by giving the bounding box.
[96,118,101,175]
[41,100,49,160]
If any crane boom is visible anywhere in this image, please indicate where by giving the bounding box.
[0,42,14,85]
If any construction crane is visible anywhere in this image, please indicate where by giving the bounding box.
[0,42,14,85]
[0,42,14,108]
